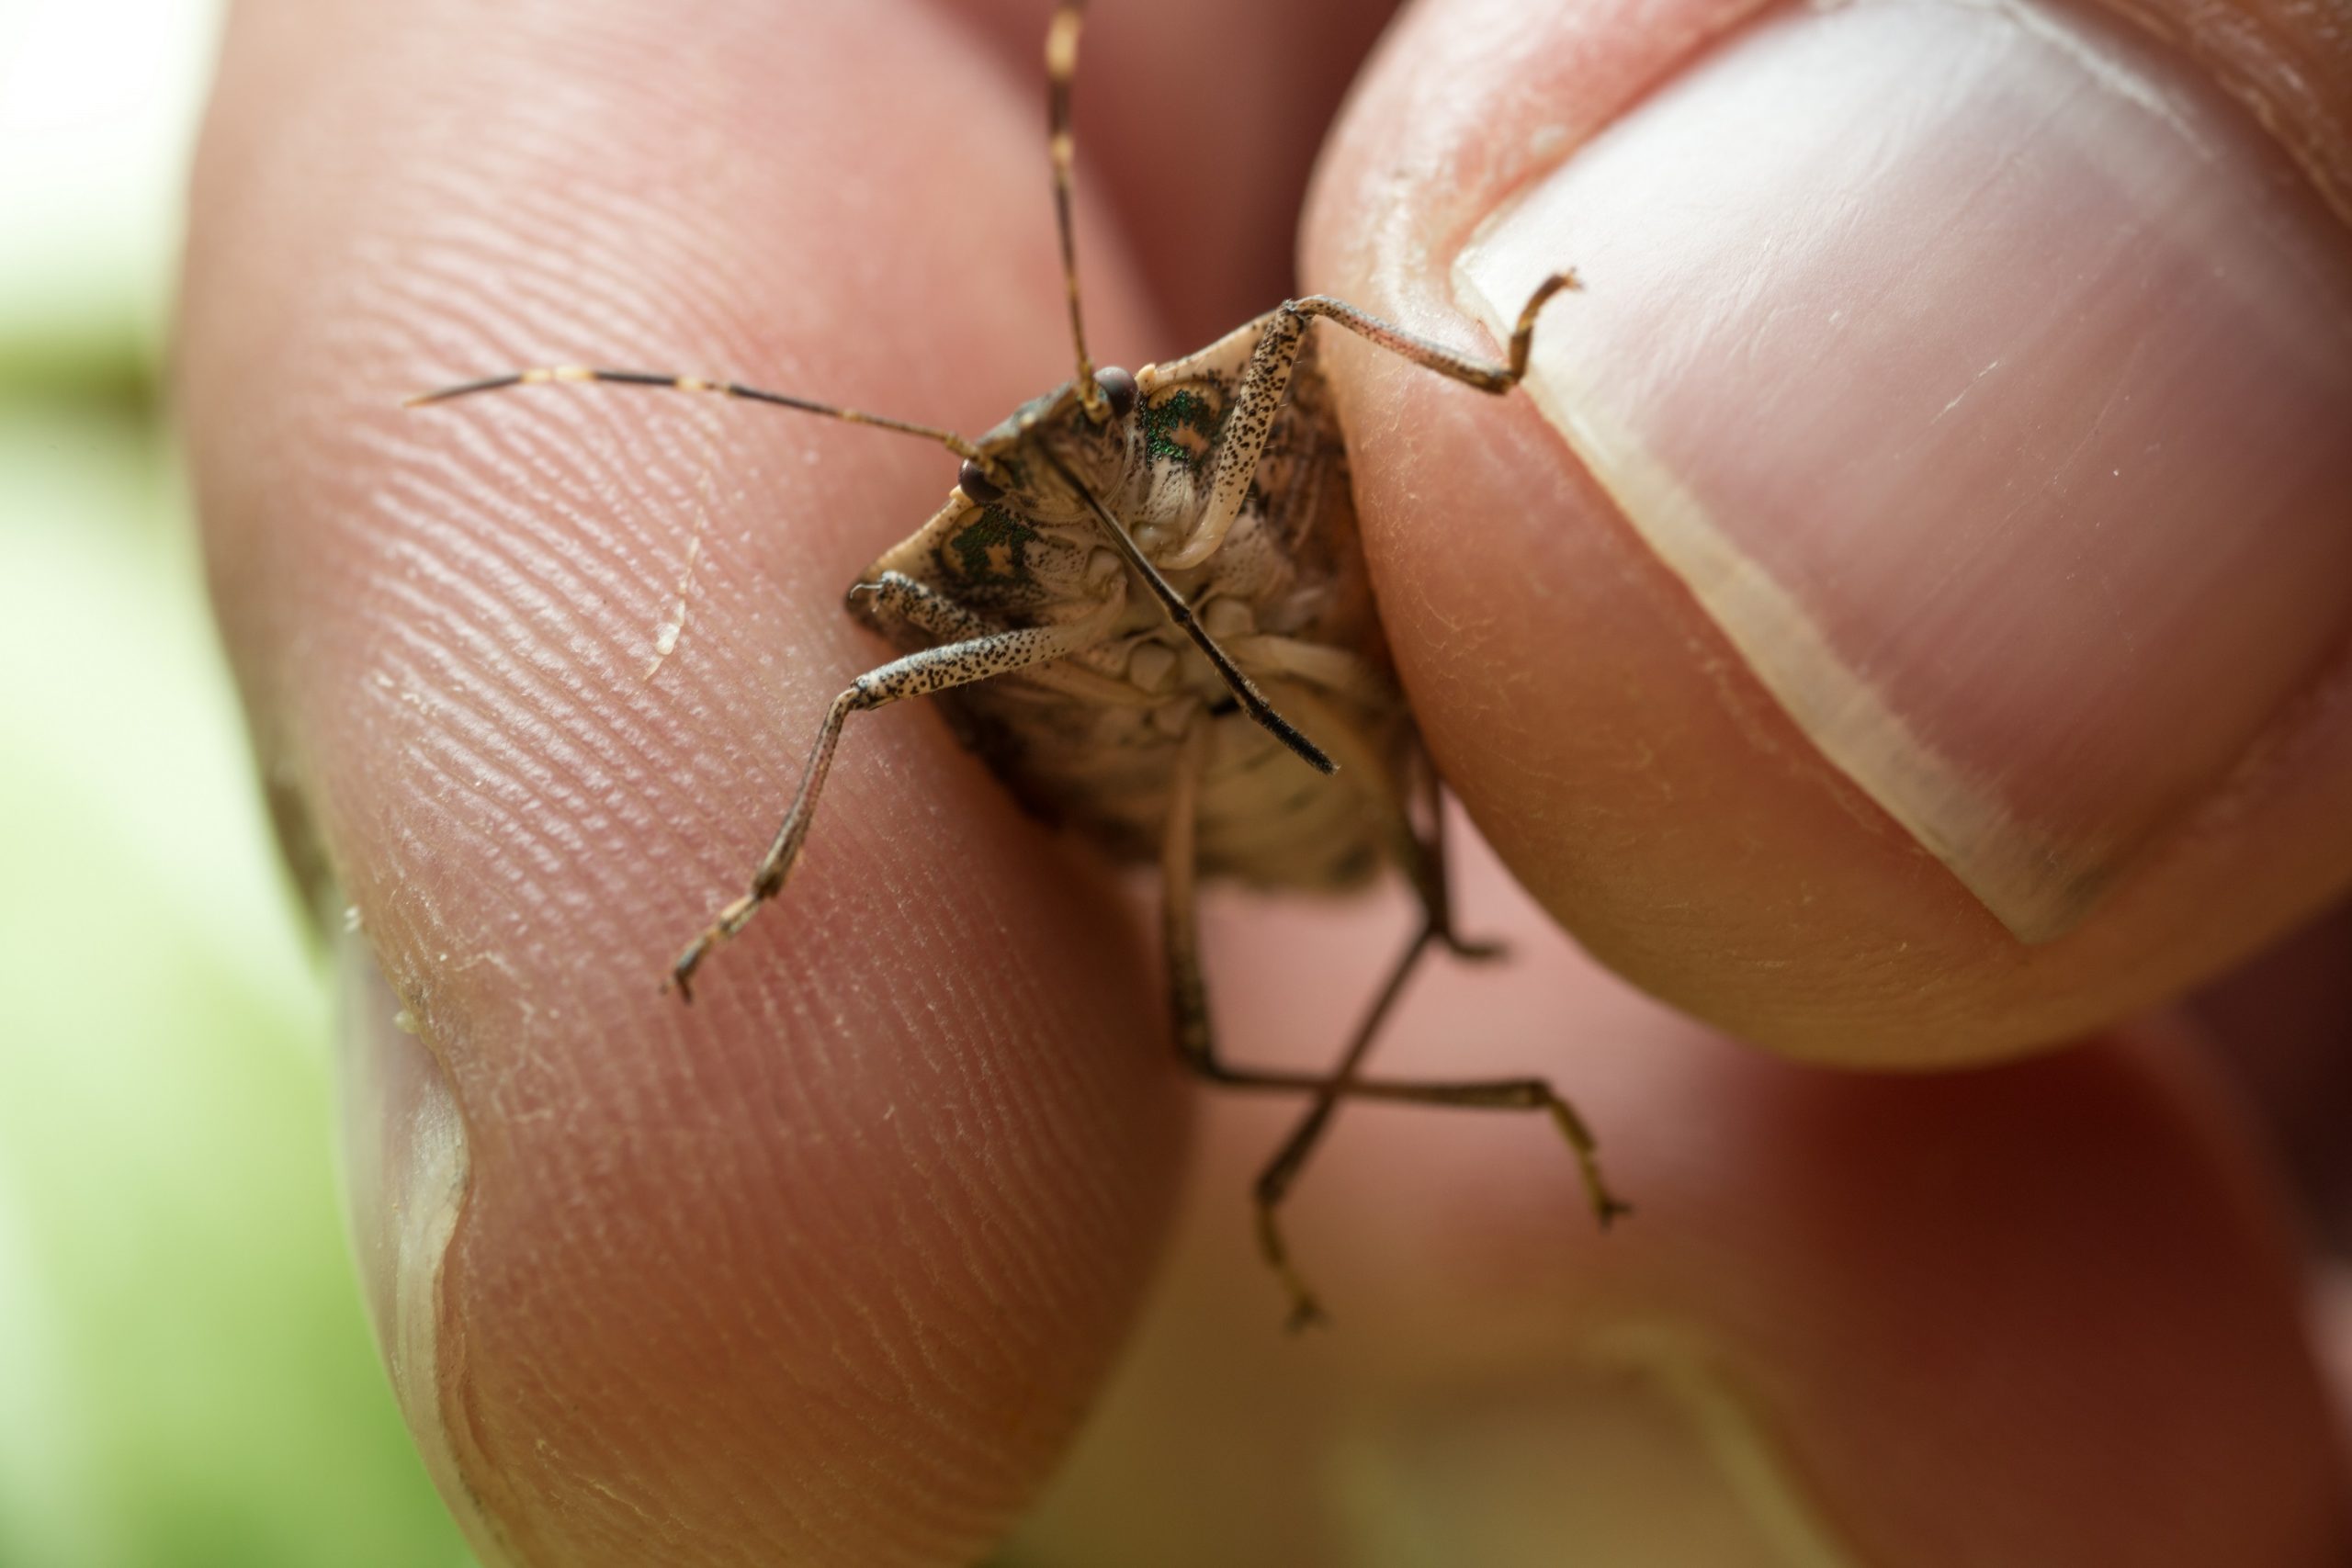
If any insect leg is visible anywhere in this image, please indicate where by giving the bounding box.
[1288,273,1579,395]
[848,569,998,643]
[1401,743,1507,964]
[1244,983,1632,1332]
[853,570,1153,706]
[1160,725,1628,1328]
[1165,272,1579,571]
[671,588,1125,999]
[1158,722,1338,1327]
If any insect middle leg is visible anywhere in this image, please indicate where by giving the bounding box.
[670,584,1125,998]
[1160,724,1629,1329]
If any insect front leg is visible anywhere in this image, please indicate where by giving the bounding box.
[854,570,1153,707]
[1162,272,1581,571]
[671,587,1125,999]
[849,569,998,643]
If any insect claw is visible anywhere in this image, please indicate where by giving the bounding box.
[671,938,713,1003]
[1283,1293,1330,1336]
[1441,931,1510,964]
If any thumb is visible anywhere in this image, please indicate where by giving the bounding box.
[1302,0,2352,1064]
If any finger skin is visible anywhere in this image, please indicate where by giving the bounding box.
[186,1,1191,1562]
[2195,905,2352,1254]
[1017,844,2352,1565]
[1299,0,2352,1064]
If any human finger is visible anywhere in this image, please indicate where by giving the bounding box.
[185,1,1187,1562]
[1017,837,2352,1564]
[1301,0,2352,1063]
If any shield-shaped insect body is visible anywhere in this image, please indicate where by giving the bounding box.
[857,326,1394,888]
[410,0,1625,1328]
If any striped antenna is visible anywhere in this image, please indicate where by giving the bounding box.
[403,366,984,461]
[1045,2,1106,421]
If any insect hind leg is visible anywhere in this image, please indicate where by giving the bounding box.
[1238,945,1632,1332]
[1396,746,1509,965]
[1159,725,1627,1331]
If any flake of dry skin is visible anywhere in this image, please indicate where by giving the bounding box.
[642,467,711,683]
[641,532,703,682]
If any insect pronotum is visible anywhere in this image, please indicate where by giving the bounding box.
[410,0,1627,1328]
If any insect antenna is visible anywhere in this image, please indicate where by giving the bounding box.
[403,366,986,462]
[1048,453,1336,775]
[1045,2,1108,421]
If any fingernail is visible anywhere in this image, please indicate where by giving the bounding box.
[1335,1333,1860,1568]
[334,932,510,1563]
[1457,0,2352,941]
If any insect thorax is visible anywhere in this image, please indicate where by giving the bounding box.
[854,333,1413,891]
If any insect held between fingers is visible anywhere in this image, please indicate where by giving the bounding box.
[408,0,1626,1329]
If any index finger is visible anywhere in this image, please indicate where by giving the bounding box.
[186,1,1193,1561]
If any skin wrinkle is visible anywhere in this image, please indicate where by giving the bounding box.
[368,458,670,697]
[356,620,629,897]
[395,191,709,346]
[379,708,579,909]
[357,136,746,365]
[384,402,736,637]
[362,507,650,799]
[505,435,736,673]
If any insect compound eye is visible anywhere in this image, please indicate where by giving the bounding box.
[1094,366,1138,420]
[957,458,1005,505]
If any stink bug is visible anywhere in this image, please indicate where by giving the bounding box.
[409,0,1625,1327]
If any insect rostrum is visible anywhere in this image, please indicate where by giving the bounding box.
[408,0,1625,1331]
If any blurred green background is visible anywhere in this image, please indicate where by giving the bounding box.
[0,1,471,1562]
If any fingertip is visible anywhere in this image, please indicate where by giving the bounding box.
[1301,0,2352,1063]
[189,1,1184,1560]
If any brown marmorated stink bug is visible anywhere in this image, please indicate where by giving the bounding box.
[409,0,1626,1328]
